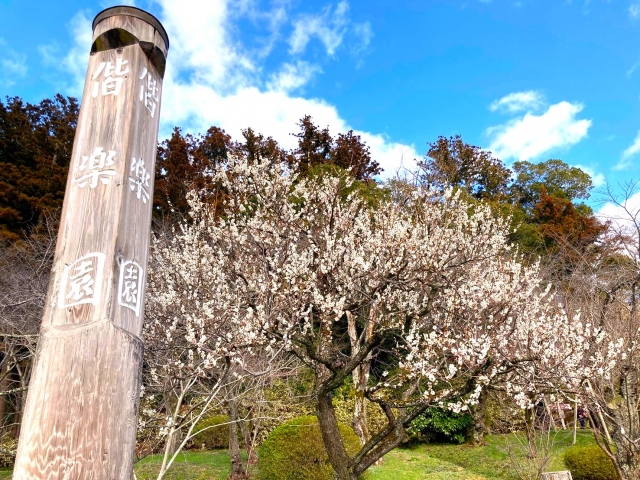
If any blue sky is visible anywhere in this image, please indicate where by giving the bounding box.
[1,0,640,194]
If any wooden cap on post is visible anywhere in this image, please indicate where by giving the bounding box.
[93,6,170,49]
[92,6,169,77]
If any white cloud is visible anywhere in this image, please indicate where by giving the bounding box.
[630,3,640,19]
[489,90,544,113]
[246,4,289,59]
[266,61,322,93]
[50,0,417,177]
[351,21,373,57]
[575,164,605,187]
[289,1,350,56]
[616,129,640,170]
[38,11,93,96]
[0,38,28,88]
[597,189,640,253]
[99,0,135,7]
[156,0,418,176]
[158,0,256,93]
[286,1,371,59]
[486,101,591,162]
[159,81,419,176]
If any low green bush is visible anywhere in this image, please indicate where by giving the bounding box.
[564,445,617,480]
[190,414,229,450]
[258,415,361,480]
[408,406,474,444]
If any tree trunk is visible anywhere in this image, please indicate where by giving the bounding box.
[238,406,258,465]
[11,359,28,441]
[470,386,489,445]
[556,402,566,430]
[347,310,374,446]
[10,384,21,440]
[0,357,8,433]
[228,396,246,479]
[165,427,183,456]
[353,390,370,447]
[524,406,536,457]
[316,390,358,480]
[610,368,640,480]
[544,398,558,432]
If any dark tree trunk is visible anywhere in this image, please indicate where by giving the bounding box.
[10,364,26,440]
[316,389,358,480]
[238,407,258,465]
[228,396,247,479]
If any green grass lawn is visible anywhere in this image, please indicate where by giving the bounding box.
[135,450,238,480]
[367,429,595,480]
[0,430,597,479]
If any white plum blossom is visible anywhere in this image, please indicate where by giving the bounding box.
[144,155,598,478]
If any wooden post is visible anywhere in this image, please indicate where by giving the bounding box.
[13,7,169,478]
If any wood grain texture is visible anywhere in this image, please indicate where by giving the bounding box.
[13,10,168,479]
[13,322,143,479]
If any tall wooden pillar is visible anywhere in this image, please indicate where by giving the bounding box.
[14,7,169,478]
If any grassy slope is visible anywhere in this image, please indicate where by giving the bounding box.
[368,430,595,480]
[0,430,597,480]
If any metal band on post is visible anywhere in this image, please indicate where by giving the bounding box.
[13,6,169,478]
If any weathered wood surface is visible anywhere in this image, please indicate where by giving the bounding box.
[13,7,168,478]
[13,322,143,478]
[541,471,573,480]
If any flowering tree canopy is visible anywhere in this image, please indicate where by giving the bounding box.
[148,156,586,479]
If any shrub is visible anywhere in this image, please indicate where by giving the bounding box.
[564,445,617,480]
[0,434,16,468]
[190,414,229,450]
[258,415,361,480]
[408,406,474,444]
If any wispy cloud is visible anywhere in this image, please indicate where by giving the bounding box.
[351,21,373,57]
[629,3,640,19]
[486,100,591,161]
[288,1,371,59]
[489,90,544,113]
[616,130,640,170]
[626,57,640,78]
[289,1,350,56]
[0,38,28,88]
[38,11,92,96]
[266,61,321,93]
